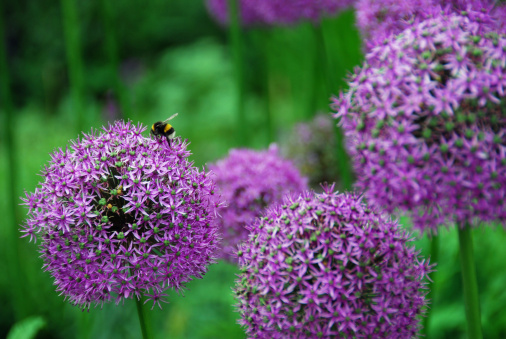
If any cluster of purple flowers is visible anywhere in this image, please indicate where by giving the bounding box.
[235,187,431,338]
[282,114,339,189]
[21,121,221,309]
[209,145,307,261]
[333,10,506,232]
[20,2,456,336]
[206,0,354,27]
[355,0,506,50]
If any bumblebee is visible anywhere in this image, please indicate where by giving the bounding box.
[151,113,178,146]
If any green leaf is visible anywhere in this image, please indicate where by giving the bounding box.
[7,316,46,339]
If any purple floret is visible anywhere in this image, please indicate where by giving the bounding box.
[282,113,339,189]
[355,0,506,50]
[333,11,506,233]
[20,121,222,309]
[234,186,432,338]
[209,145,308,262]
[206,0,354,27]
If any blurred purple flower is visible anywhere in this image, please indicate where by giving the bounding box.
[333,11,506,233]
[282,113,339,189]
[234,186,432,338]
[103,91,122,123]
[21,121,222,309]
[355,0,506,50]
[209,145,307,262]
[206,0,354,27]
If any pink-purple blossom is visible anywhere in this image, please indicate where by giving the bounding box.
[20,121,222,309]
[282,114,339,189]
[355,0,506,50]
[234,186,432,338]
[209,145,307,262]
[206,0,354,27]
[333,11,506,233]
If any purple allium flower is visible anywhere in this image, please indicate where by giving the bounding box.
[234,186,432,338]
[333,11,506,233]
[209,145,308,262]
[206,0,354,27]
[20,121,221,309]
[355,0,506,50]
[282,114,339,189]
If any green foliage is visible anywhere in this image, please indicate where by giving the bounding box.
[413,224,506,338]
[3,0,220,107]
[6,316,46,339]
[159,262,244,339]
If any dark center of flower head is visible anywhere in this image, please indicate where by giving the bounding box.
[87,151,194,247]
[412,98,505,150]
[231,186,271,212]
[95,168,130,233]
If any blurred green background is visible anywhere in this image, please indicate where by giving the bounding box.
[1,1,506,338]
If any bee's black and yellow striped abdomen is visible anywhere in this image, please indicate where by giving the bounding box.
[151,114,178,147]
[151,120,176,147]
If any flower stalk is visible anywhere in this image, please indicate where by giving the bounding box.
[312,23,353,190]
[60,0,86,132]
[458,224,483,339]
[226,0,247,146]
[258,30,273,144]
[136,297,151,339]
[0,0,26,320]
[99,0,130,118]
[422,234,439,337]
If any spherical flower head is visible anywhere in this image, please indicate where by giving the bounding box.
[282,113,339,189]
[20,121,222,309]
[333,12,506,233]
[206,0,354,27]
[355,0,506,50]
[234,187,432,338]
[209,145,307,262]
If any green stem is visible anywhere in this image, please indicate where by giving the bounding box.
[135,297,151,339]
[77,311,91,339]
[259,29,273,145]
[99,0,129,118]
[422,233,439,337]
[0,1,27,320]
[60,0,86,132]
[312,23,338,97]
[308,25,322,117]
[312,23,353,190]
[332,124,353,191]
[330,11,353,77]
[457,224,483,339]
[227,0,247,146]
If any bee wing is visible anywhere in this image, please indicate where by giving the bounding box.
[163,113,179,122]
